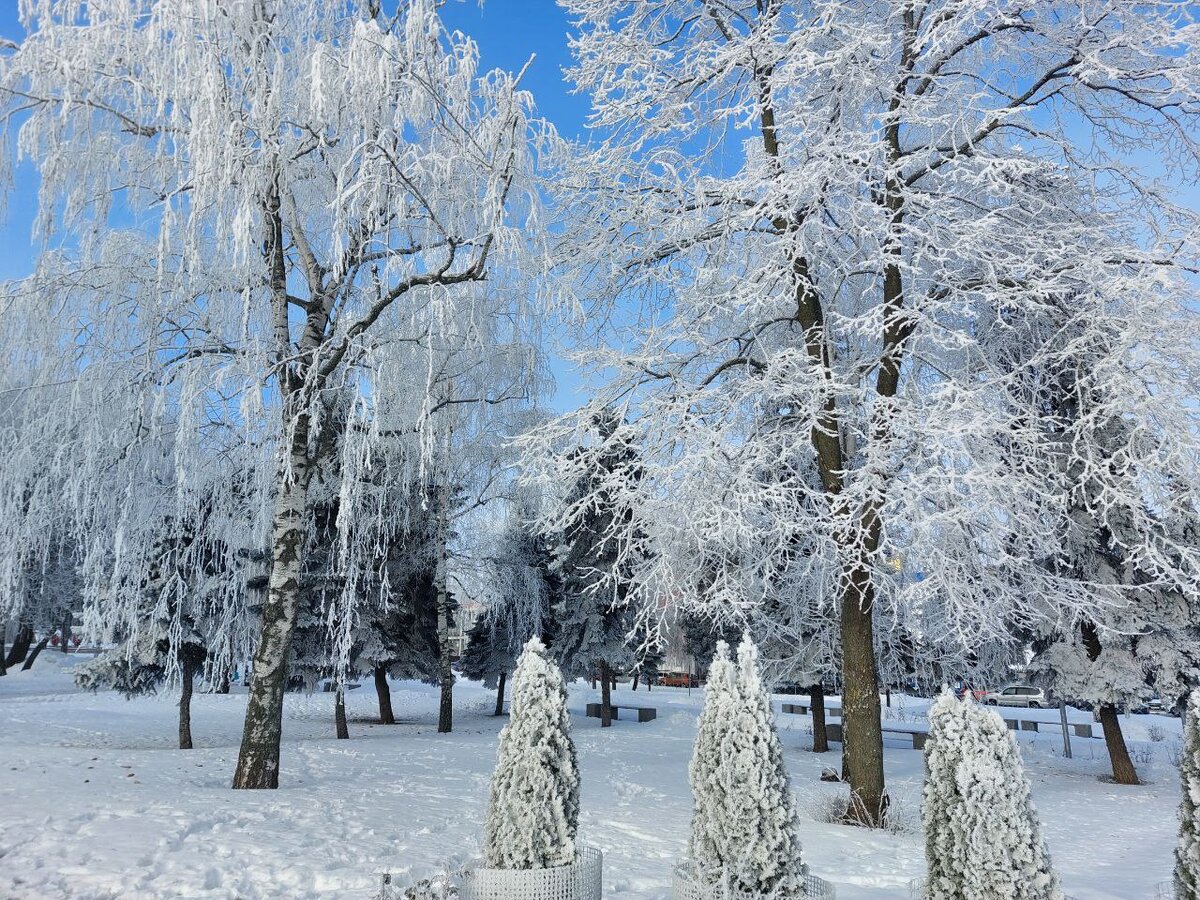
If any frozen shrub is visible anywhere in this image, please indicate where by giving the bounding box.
[482,637,580,869]
[686,635,806,895]
[923,692,1063,900]
[1175,691,1200,898]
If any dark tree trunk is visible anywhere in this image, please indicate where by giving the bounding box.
[1097,703,1138,785]
[590,674,597,689]
[21,634,51,671]
[840,567,887,825]
[179,654,196,750]
[374,666,395,724]
[216,668,231,694]
[599,660,613,727]
[335,685,349,740]
[811,683,829,753]
[5,623,33,669]
[1080,619,1139,784]
[494,671,507,717]
[60,612,72,654]
[232,408,312,790]
[632,673,639,691]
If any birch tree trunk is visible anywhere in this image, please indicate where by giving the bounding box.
[436,479,454,734]
[232,409,312,789]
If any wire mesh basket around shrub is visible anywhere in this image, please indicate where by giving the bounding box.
[458,847,603,900]
[671,861,835,899]
[908,876,1082,899]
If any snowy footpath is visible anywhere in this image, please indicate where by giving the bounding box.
[0,655,1180,899]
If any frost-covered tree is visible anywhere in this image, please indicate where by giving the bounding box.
[923,693,1062,900]
[527,0,1200,824]
[552,411,639,727]
[0,0,547,788]
[1176,690,1200,898]
[482,636,581,870]
[687,637,805,894]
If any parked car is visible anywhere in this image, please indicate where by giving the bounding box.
[655,671,699,688]
[960,685,988,702]
[983,684,1049,708]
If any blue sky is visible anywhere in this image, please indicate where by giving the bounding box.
[0,1,593,410]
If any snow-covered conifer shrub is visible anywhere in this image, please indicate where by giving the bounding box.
[923,693,1062,900]
[687,640,738,880]
[1175,690,1200,898]
[482,636,580,869]
[686,635,805,895]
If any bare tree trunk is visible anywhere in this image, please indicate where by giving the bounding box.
[216,668,231,694]
[811,683,829,753]
[631,673,640,691]
[21,634,51,671]
[232,410,312,790]
[494,671,507,716]
[60,612,72,654]
[1096,702,1139,785]
[179,654,196,750]
[374,665,395,725]
[840,567,887,825]
[599,660,613,728]
[5,622,33,669]
[436,613,453,733]
[1080,619,1139,784]
[335,685,349,740]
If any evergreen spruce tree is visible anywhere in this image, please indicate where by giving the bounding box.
[483,637,581,870]
[687,636,805,895]
[1176,690,1200,898]
[923,694,1062,900]
[553,410,639,726]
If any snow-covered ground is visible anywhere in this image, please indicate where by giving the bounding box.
[0,654,1180,899]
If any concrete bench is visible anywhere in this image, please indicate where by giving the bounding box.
[821,721,926,750]
[1004,718,1096,738]
[585,703,656,723]
[781,701,841,716]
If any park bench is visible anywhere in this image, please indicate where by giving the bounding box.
[822,721,927,750]
[585,703,656,723]
[781,701,840,716]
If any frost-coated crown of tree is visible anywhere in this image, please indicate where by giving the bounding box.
[687,636,805,895]
[1176,690,1200,898]
[525,0,1200,822]
[0,0,551,786]
[483,636,581,870]
[923,692,1062,900]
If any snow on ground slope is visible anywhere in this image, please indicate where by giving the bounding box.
[0,655,1180,899]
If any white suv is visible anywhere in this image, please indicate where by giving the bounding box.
[983,684,1049,708]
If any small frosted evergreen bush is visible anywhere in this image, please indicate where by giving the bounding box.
[482,637,580,869]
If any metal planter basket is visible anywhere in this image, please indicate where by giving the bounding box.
[458,847,603,900]
[672,861,835,899]
[908,877,1080,899]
